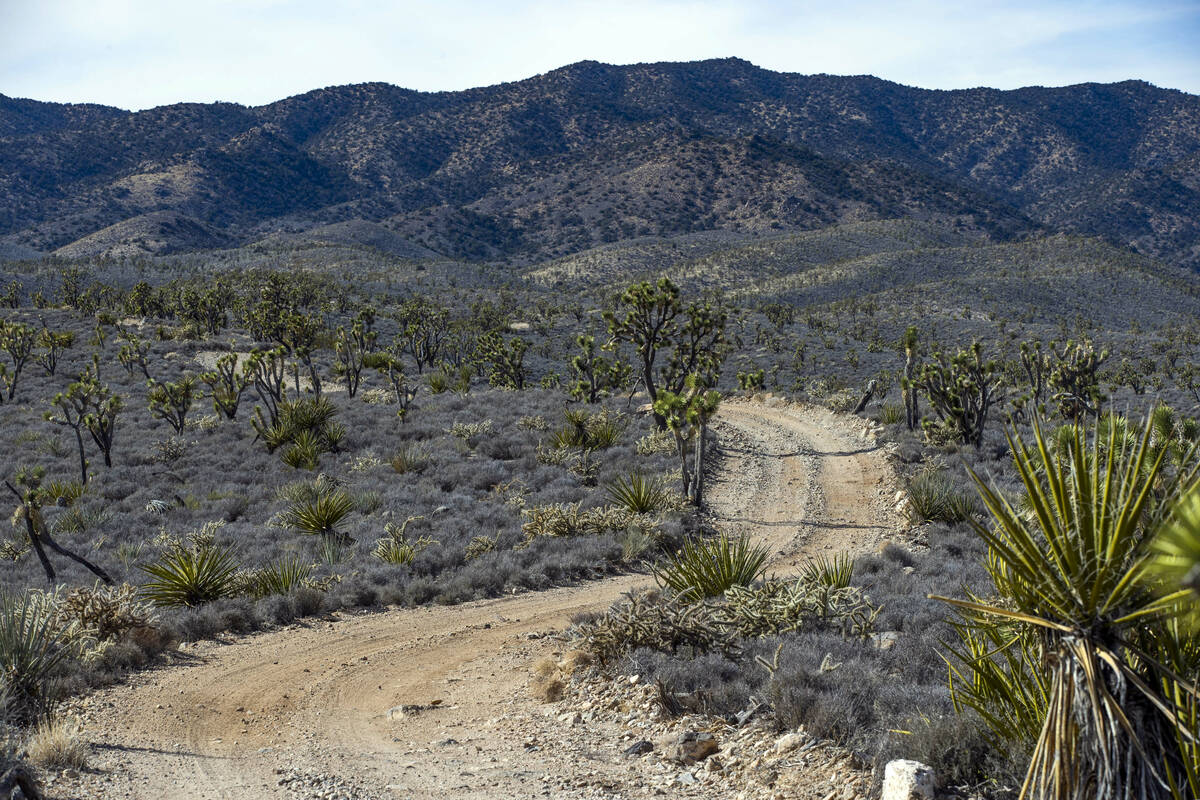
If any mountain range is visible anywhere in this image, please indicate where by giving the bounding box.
[1,58,1198,268]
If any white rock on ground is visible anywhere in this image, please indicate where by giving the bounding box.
[881,759,937,799]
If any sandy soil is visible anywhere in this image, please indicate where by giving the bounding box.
[53,398,901,800]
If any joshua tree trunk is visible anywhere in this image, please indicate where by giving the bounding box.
[691,421,708,505]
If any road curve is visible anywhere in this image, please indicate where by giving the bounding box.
[60,399,899,800]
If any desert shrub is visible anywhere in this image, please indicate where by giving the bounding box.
[653,532,769,601]
[51,583,154,643]
[517,415,549,431]
[463,534,497,562]
[518,503,634,548]
[635,428,675,455]
[577,575,877,665]
[447,419,493,448]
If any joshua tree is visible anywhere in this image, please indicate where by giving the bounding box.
[45,362,120,481]
[477,331,527,389]
[334,310,377,398]
[147,374,201,434]
[568,334,630,403]
[900,325,921,431]
[653,375,721,506]
[4,465,112,586]
[35,327,74,376]
[200,352,249,419]
[394,297,449,373]
[605,277,728,429]
[1050,339,1109,420]
[0,320,36,400]
[914,341,1006,447]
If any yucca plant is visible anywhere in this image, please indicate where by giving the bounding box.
[0,593,76,723]
[934,414,1200,800]
[605,470,670,514]
[906,467,980,524]
[244,556,314,599]
[653,532,769,601]
[390,444,429,474]
[372,519,435,565]
[140,544,240,608]
[799,553,854,589]
[879,403,904,425]
[279,490,355,546]
[281,429,322,470]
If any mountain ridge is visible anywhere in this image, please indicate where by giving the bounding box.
[2,58,1198,267]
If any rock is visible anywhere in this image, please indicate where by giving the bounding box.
[735,702,768,726]
[666,731,718,764]
[871,631,900,651]
[675,771,697,785]
[881,759,937,800]
[624,740,654,757]
[773,732,806,755]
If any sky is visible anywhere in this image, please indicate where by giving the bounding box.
[1,0,1198,110]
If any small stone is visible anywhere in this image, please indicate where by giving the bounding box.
[666,731,718,764]
[881,759,937,800]
[624,740,654,757]
[773,732,805,755]
[872,631,900,651]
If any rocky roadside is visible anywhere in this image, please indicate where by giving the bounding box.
[537,649,873,800]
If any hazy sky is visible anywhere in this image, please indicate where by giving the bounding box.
[2,0,1197,110]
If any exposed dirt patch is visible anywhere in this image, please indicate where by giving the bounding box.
[53,399,900,799]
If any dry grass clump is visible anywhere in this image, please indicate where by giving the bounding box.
[529,649,594,703]
[26,715,89,770]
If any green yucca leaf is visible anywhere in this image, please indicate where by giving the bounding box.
[1150,488,1200,613]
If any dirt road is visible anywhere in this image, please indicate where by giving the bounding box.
[58,399,899,799]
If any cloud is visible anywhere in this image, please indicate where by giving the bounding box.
[0,0,1196,109]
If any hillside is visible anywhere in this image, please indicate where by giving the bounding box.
[2,59,1199,266]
